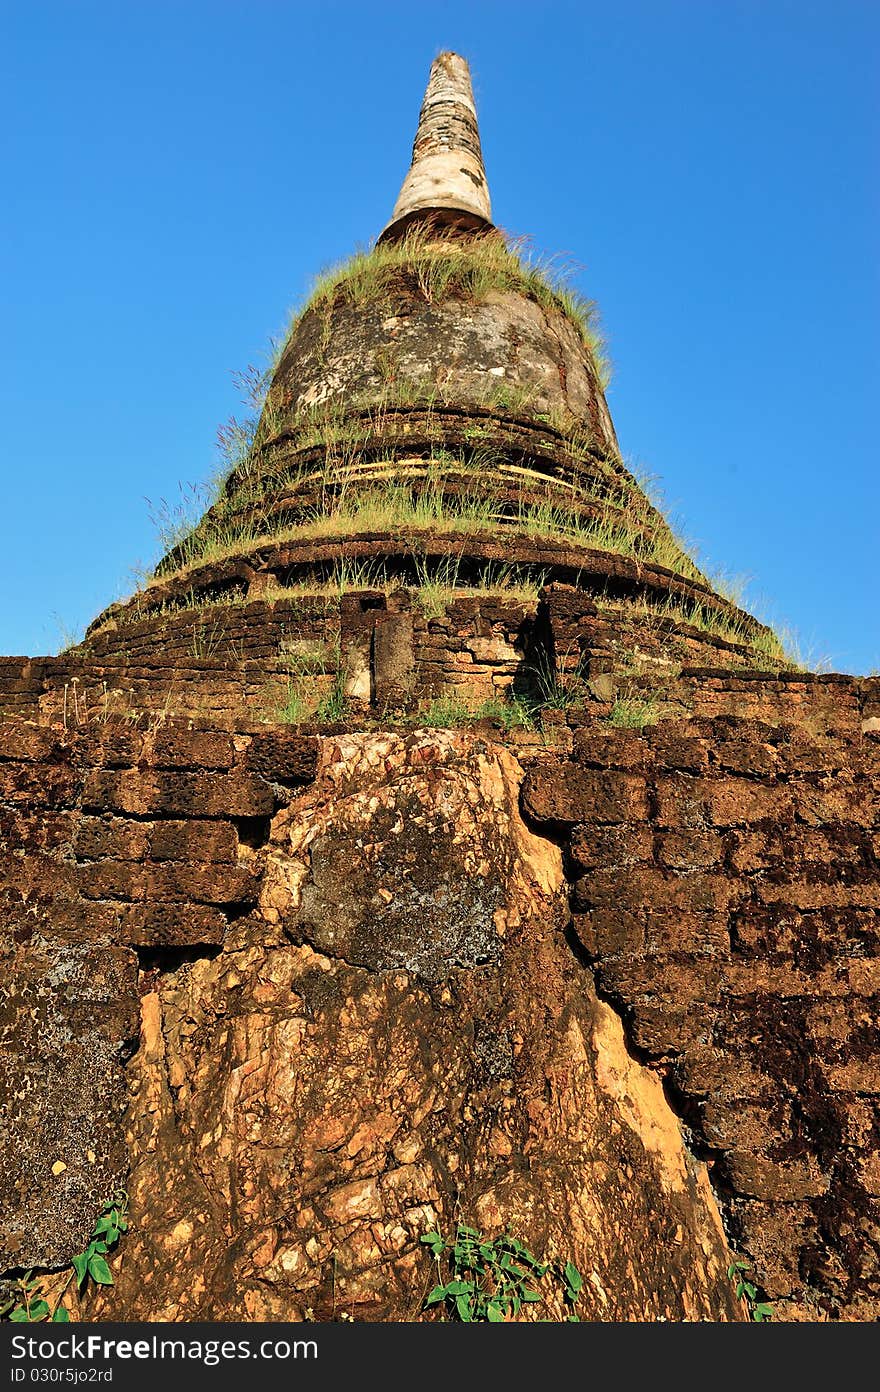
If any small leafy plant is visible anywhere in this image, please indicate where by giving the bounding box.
[727,1259,773,1322]
[420,1224,582,1322]
[1,1192,129,1324]
[0,1273,71,1324]
[72,1192,129,1292]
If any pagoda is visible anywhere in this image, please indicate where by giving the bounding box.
[81,52,788,723]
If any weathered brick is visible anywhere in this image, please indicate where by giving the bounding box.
[0,809,74,853]
[711,740,780,777]
[652,773,712,828]
[625,1003,714,1056]
[848,961,880,995]
[775,738,847,776]
[794,779,878,826]
[0,890,123,945]
[730,1201,819,1297]
[0,762,78,808]
[150,819,238,862]
[642,911,730,956]
[653,775,795,828]
[709,780,796,827]
[93,729,144,768]
[77,859,257,904]
[575,867,740,914]
[81,769,274,817]
[143,861,257,904]
[568,823,652,872]
[116,902,228,948]
[720,961,852,998]
[672,1046,776,1101]
[150,728,234,769]
[571,728,648,771]
[76,860,141,900]
[730,905,880,962]
[654,829,723,870]
[725,1150,832,1201]
[243,731,319,782]
[700,1099,790,1151]
[0,725,69,763]
[724,825,863,875]
[755,876,880,911]
[647,728,709,773]
[807,999,854,1042]
[821,1058,880,1094]
[571,909,643,957]
[73,816,150,861]
[523,766,648,824]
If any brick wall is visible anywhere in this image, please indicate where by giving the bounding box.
[523,713,880,1319]
[2,686,879,1317]
[9,591,875,731]
[0,720,317,1268]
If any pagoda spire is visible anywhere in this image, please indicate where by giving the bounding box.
[380,52,493,242]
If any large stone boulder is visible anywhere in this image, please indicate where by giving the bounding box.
[90,732,740,1320]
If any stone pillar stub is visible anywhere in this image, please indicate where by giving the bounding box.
[373,613,415,708]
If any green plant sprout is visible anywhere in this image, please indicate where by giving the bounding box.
[420,1224,582,1322]
[1,1192,129,1324]
[727,1259,773,1322]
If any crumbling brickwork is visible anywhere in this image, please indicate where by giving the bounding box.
[2,687,878,1320]
[523,711,880,1319]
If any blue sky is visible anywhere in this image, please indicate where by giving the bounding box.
[2,0,877,672]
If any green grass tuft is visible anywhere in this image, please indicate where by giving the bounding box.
[285,226,611,388]
[150,474,703,590]
[608,696,660,729]
[416,694,474,728]
[473,695,536,730]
